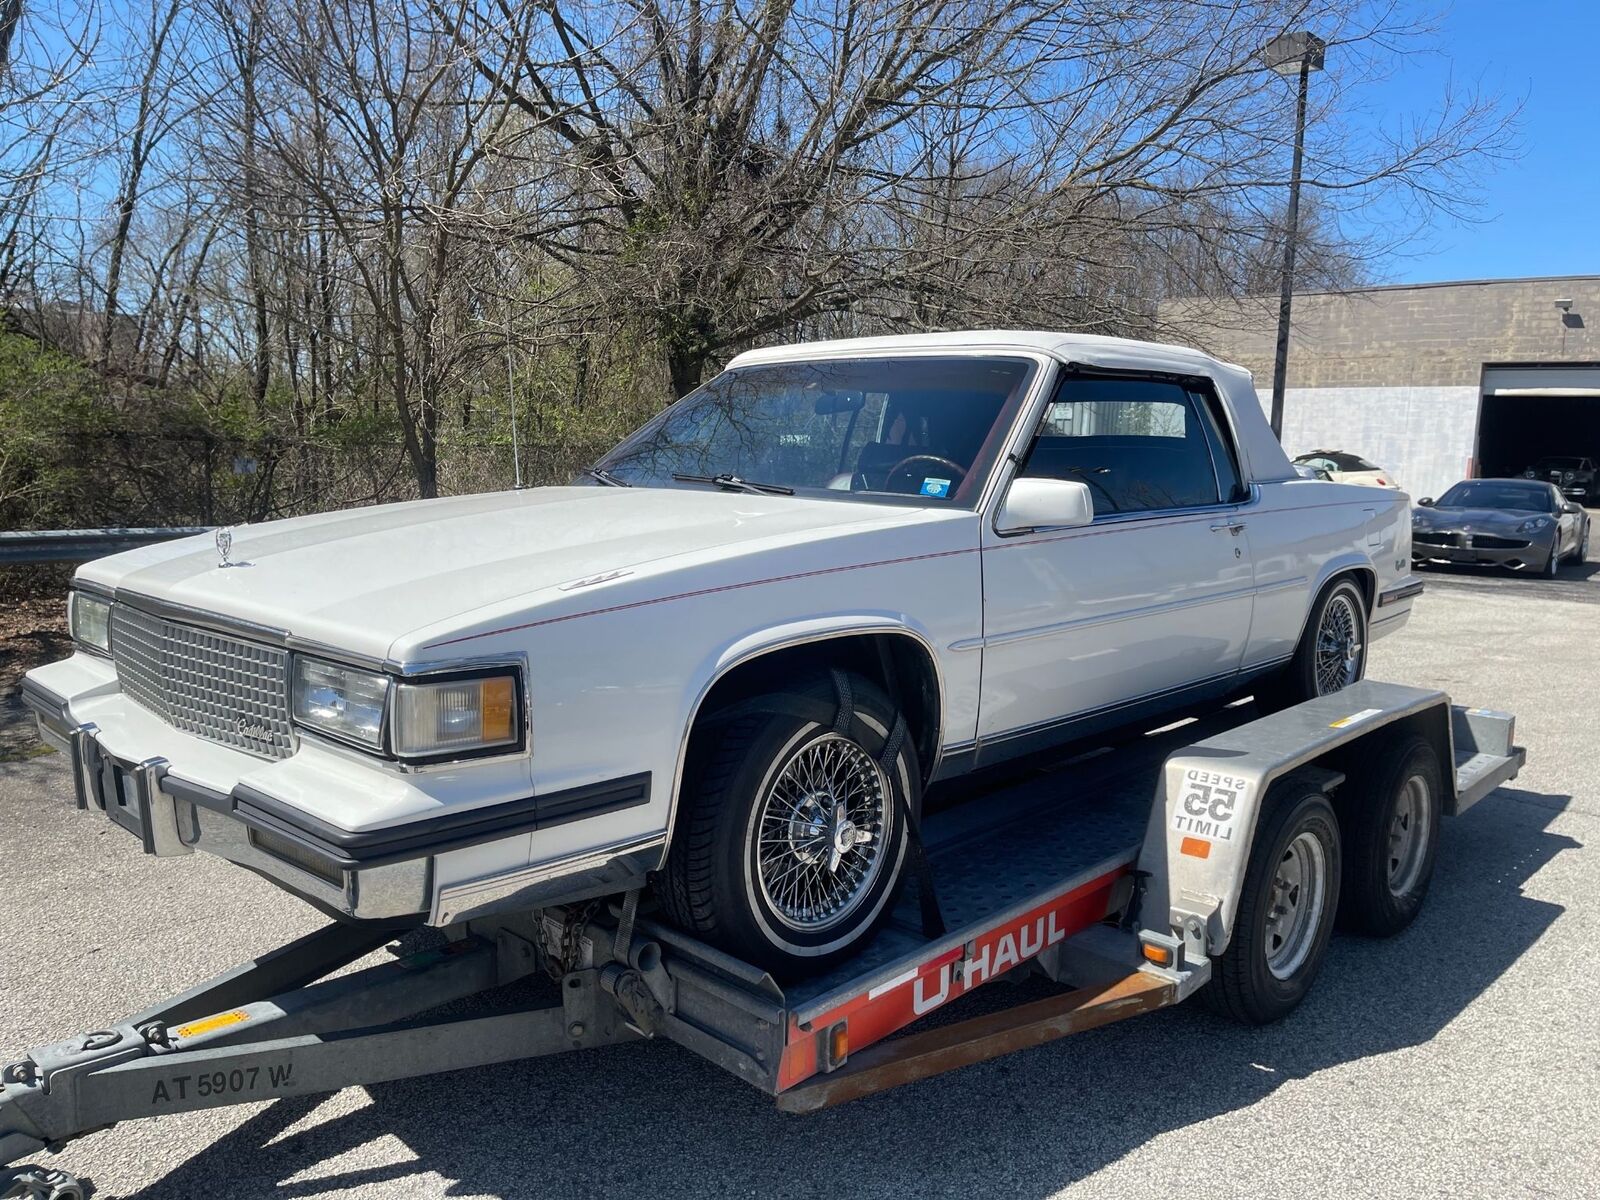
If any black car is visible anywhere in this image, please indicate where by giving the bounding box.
[1413,478,1591,578]
[1521,456,1598,505]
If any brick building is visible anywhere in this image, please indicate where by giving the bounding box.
[1161,275,1600,501]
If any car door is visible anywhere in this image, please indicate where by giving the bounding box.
[976,372,1256,758]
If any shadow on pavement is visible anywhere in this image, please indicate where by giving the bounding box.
[120,783,1579,1200]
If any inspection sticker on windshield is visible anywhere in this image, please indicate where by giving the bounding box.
[1171,767,1251,842]
[920,477,951,498]
[1330,707,1383,729]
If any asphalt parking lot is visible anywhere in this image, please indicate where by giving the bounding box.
[3,548,1598,1199]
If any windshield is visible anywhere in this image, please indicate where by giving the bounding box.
[1435,481,1555,512]
[1533,457,1585,469]
[593,356,1036,504]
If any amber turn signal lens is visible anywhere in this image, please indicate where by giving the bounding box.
[1142,943,1173,967]
[481,676,514,743]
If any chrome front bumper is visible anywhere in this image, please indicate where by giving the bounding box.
[23,677,660,925]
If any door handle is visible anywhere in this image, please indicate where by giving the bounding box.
[1210,520,1246,535]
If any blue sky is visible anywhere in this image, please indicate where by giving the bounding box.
[1372,1,1600,283]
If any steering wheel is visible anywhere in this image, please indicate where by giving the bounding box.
[883,454,967,496]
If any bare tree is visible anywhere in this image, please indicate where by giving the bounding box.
[98,0,184,373]
[439,0,1510,394]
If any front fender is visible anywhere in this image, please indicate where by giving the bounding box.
[661,613,947,855]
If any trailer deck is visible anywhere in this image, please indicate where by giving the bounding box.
[1,682,1525,1200]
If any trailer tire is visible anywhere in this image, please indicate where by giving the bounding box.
[1335,734,1442,937]
[1203,782,1341,1025]
[657,671,918,978]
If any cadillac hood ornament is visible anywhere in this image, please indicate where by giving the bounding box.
[215,526,249,568]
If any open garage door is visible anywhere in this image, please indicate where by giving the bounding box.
[1477,366,1600,495]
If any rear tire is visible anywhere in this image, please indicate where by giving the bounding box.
[1255,576,1368,712]
[1335,734,1442,936]
[656,671,918,978]
[1202,782,1341,1025]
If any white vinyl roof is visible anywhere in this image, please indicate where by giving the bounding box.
[725,329,1250,381]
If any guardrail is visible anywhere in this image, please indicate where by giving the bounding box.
[0,528,212,564]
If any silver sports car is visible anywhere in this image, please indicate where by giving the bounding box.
[1412,478,1590,577]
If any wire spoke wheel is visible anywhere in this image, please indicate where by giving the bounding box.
[754,733,892,934]
[1313,591,1363,695]
[1263,831,1328,980]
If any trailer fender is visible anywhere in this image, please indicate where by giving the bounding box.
[1133,681,1460,962]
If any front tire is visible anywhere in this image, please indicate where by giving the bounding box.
[657,672,918,977]
[1203,782,1341,1025]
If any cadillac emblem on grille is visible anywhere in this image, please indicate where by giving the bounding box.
[235,715,273,740]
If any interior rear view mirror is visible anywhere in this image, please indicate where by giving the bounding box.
[813,392,865,416]
[996,477,1094,534]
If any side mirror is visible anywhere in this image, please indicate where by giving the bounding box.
[1418,497,1434,507]
[1564,501,1582,514]
[996,477,1094,534]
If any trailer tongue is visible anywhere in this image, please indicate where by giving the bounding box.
[1,683,1523,1200]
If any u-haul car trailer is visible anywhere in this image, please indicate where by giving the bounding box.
[0,681,1524,1200]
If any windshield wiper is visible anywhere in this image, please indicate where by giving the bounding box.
[584,467,632,488]
[671,472,794,496]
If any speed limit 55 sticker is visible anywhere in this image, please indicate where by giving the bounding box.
[1171,767,1252,842]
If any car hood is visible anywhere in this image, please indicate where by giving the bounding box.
[1418,506,1546,530]
[77,486,933,660]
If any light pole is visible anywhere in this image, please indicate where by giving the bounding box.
[1262,31,1325,441]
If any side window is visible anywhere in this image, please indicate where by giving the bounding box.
[1189,384,1246,503]
[1019,376,1227,514]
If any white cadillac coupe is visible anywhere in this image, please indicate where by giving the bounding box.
[24,331,1421,975]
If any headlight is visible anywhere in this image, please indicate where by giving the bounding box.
[1516,517,1553,533]
[292,657,389,750]
[1564,471,1576,483]
[393,673,519,758]
[1522,469,1536,478]
[1411,512,1428,528]
[68,591,111,654]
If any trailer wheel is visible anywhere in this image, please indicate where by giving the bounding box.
[1204,782,1341,1025]
[657,671,917,978]
[1336,734,1442,937]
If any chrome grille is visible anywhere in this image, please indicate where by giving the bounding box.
[110,603,294,759]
